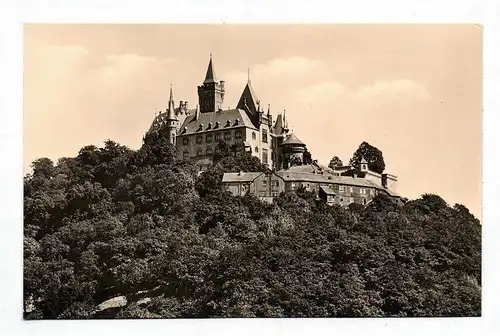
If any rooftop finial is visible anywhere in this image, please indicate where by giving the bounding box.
[248,67,250,83]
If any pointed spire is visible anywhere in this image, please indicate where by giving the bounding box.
[167,84,177,120]
[203,53,218,84]
[247,67,250,83]
[267,104,271,117]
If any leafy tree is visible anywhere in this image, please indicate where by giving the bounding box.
[349,141,385,174]
[328,156,343,169]
[24,138,481,319]
[303,148,313,165]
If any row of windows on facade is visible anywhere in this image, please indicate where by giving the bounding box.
[289,183,375,195]
[182,145,242,158]
[327,195,369,205]
[181,130,268,145]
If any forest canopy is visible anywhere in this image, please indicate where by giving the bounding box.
[24,134,481,318]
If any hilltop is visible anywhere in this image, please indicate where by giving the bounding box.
[24,135,481,318]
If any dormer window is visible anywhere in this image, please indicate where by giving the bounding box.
[234,118,240,126]
[215,121,220,128]
[207,122,213,130]
[226,120,231,127]
[182,127,188,134]
[198,124,204,132]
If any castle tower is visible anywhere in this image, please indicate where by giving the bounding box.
[280,133,306,169]
[165,85,178,145]
[197,54,225,113]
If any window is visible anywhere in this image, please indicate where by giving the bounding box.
[224,132,231,140]
[350,197,354,204]
[350,187,353,193]
[206,134,213,143]
[196,148,203,156]
[370,188,374,195]
[196,135,202,144]
[262,129,268,143]
[252,132,256,140]
[254,147,259,153]
[274,181,279,187]
[339,185,344,192]
[291,182,296,189]
[262,149,268,164]
[363,199,367,205]
[182,138,189,145]
[206,147,213,155]
[183,150,189,159]
[214,133,221,141]
[262,180,267,187]
[235,130,242,139]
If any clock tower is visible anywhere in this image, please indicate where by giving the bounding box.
[198,54,225,113]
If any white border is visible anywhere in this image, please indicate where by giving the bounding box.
[1,1,498,335]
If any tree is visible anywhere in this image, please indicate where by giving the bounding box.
[349,141,385,174]
[303,148,313,165]
[328,156,343,169]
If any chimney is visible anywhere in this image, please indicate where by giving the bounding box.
[381,174,388,188]
[195,105,200,120]
[238,171,242,176]
[184,101,188,111]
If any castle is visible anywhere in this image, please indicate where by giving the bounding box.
[144,56,401,205]
[144,54,290,172]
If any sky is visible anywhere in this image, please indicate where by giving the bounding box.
[23,24,482,218]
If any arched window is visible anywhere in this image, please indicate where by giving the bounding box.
[183,150,189,159]
[252,132,256,140]
[196,148,203,156]
[196,135,203,144]
[206,147,213,155]
[254,147,259,153]
[235,130,242,139]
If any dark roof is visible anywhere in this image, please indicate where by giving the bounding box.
[203,56,218,84]
[320,186,336,195]
[222,172,263,183]
[281,133,305,146]
[178,108,257,135]
[147,108,194,134]
[236,81,260,116]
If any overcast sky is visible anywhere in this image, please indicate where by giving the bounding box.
[24,24,482,217]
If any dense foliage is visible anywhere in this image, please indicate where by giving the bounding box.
[349,141,386,174]
[24,135,481,319]
[328,156,343,169]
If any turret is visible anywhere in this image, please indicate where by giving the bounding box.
[280,133,306,169]
[165,85,178,145]
[359,157,368,173]
[198,53,224,113]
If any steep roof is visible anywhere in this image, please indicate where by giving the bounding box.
[203,56,218,84]
[236,81,260,116]
[147,108,194,134]
[281,133,306,146]
[178,108,257,135]
[222,172,263,183]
